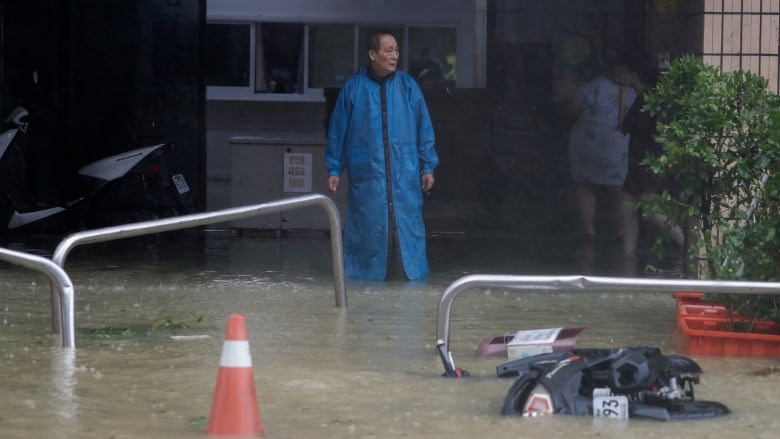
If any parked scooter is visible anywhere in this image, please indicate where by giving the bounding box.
[0,105,194,235]
[77,141,194,229]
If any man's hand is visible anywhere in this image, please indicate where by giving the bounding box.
[421,173,435,193]
[327,176,340,194]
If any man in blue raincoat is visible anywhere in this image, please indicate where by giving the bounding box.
[326,31,439,281]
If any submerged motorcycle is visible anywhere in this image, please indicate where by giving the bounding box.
[496,346,730,421]
[0,105,193,234]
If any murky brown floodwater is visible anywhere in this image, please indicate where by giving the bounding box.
[1,231,778,438]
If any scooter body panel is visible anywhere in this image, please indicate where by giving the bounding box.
[77,144,166,182]
[8,206,67,230]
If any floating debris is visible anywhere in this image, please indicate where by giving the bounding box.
[170,334,211,341]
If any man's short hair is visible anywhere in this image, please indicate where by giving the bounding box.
[367,31,396,52]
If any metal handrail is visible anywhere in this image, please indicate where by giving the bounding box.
[49,193,346,339]
[435,274,780,374]
[0,246,76,348]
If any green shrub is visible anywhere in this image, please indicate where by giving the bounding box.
[640,54,780,328]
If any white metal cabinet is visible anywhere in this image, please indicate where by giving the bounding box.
[229,135,348,230]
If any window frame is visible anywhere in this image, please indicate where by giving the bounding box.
[206,21,457,102]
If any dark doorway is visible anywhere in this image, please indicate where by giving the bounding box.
[484,0,649,234]
[0,0,206,211]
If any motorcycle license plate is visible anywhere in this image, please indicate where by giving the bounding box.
[172,173,191,194]
[592,388,628,419]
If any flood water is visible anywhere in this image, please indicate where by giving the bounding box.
[1,230,778,438]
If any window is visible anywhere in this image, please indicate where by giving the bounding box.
[206,22,457,101]
[408,27,457,87]
[257,23,304,93]
[307,24,354,88]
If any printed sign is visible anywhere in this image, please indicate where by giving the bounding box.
[283,152,312,193]
[506,327,562,359]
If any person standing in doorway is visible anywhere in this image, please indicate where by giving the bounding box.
[326,31,439,281]
[567,54,637,243]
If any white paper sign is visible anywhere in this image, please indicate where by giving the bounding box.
[506,327,563,360]
[283,152,312,192]
[510,327,562,345]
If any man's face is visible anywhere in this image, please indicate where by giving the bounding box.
[369,35,399,77]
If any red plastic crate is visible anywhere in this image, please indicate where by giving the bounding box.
[674,300,729,332]
[676,310,780,357]
[673,291,780,356]
[673,291,704,305]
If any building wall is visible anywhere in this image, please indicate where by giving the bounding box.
[649,0,780,93]
[699,0,780,93]
[205,0,484,214]
[204,0,640,231]
[206,1,778,235]
[9,1,772,234]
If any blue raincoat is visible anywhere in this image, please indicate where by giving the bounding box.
[326,68,438,281]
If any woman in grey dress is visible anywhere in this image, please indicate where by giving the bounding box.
[568,59,637,241]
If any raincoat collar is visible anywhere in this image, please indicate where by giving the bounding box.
[366,64,396,84]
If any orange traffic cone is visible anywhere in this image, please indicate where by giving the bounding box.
[207,314,263,437]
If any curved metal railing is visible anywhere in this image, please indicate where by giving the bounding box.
[48,193,345,342]
[435,274,780,376]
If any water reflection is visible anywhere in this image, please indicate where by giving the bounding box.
[0,231,777,438]
[51,348,78,426]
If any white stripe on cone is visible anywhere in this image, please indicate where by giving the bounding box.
[219,340,253,368]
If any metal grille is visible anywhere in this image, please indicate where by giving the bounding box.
[699,0,780,93]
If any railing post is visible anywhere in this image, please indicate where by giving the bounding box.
[0,247,76,348]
